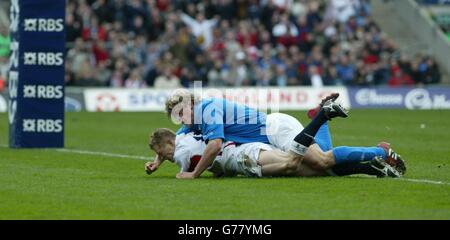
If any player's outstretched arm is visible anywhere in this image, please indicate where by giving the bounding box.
[176,138,223,179]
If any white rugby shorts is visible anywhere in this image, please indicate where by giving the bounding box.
[265,113,304,152]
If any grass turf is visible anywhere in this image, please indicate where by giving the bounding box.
[0,110,449,219]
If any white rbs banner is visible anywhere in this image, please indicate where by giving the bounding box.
[85,87,350,112]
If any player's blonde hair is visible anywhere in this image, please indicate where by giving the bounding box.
[149,128,176,150]
[165,89,201,118]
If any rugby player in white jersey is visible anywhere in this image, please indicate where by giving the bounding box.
[145,125,401,178]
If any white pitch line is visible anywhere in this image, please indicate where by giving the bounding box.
[0,143,154,161]
[55,148,155,161]
[395,178,450,186]
[1,143,449,186]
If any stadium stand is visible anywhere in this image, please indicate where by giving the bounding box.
[417,0,450,41]
[0,0,445,89]
[378,0,450,84]
[416,0,450,4]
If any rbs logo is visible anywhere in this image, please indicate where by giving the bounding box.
[23,85,63,99]
[24,52,64,66]
[23,119,63,133]
[24,18,64,32]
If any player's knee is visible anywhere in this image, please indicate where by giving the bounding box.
[311,151,334,170]
[310,159,330,171]
[284,160,301,175]
[322,151,336,168]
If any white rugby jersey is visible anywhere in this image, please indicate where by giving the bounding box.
[174,132,207,172]
[174,132,238,176]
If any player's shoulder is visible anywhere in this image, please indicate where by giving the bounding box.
[176,126,188,135]
[175,131,191,143]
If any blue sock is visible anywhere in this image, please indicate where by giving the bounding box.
[332,147,387,165]
[314,122,333,151]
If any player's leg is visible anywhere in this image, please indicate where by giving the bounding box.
[331,156,401,178]
[307,100,404,176]
[310,99,379,169]
[302,92,344,153]
[258,149,306,176]
[303,144,401,177]
[295,164,329,177]
[309,101,404,175]
[265,96,346,155]
[257,146,399,178]
[260,159,329,177]
[260,97,347,176]
[289,99,348,161]
[321,141,406,176]
[303,144,386,169]
[302,144,335,170]
[313,122,333,152]
[256,144,329,177]
[332,146,386,165]
[295,160,399,178]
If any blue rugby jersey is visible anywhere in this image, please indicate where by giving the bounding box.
[177,98,270,144]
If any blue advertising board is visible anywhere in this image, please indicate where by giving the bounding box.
[348,87,450,109]
[8,0,65,148]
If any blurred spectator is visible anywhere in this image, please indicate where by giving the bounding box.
[180,67,197,88]
[423,58,441,84]
[308,65,324,87]
[154,67,181,89]
[66,12,83,43]
[0,27,9,91]
[180,11,219,49]
[323,66,340,86]
[125,68,147,88]
[388,60,414,87]
[92,40,110,65]
[274,65,288,86]
[110,57,129,87]
[325,0,360,23]
[82,16,107,41]
[336,55,356,85]
[94,61,112,86]
[227,51,251,86]
[207,60,227,87]
[272,14,298,39]
[0,77,4,92]
[91,0,114,24]
[0,27,10,58]
[76,60,96,86]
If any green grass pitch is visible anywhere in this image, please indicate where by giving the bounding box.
[0,110,449,219]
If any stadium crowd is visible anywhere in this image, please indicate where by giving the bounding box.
[4,0,444,90]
